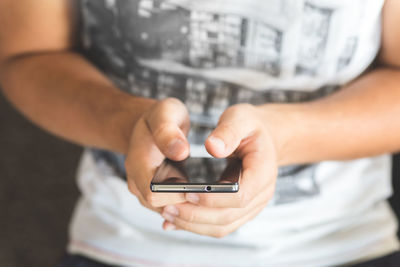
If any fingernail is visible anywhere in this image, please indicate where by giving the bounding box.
[164,205,179,216]
[162,212,176,223]
[164,223,176,231]
[168,139,185,156]
[208,136,225,153]
[186,193,200,204]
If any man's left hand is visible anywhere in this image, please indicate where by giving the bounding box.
[161,104,279,237]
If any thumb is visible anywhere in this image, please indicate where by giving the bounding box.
[205,105,255,158]
[145,98,190,161]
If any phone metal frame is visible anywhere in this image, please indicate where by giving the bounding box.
[150,182,239,193]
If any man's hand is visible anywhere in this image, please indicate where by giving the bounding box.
[161,104,278,236]
[125,98,190,212]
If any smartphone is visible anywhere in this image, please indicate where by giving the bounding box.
[150,157,241,193]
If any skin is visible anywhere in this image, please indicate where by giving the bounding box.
[1,0,400,238]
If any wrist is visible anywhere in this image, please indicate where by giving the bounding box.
[255,103,308,166]
[105,95,157,154]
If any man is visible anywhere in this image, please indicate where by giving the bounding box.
[1,0,400,266]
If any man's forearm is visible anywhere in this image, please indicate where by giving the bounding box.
[0,51,155,154]
[262,67,400,166]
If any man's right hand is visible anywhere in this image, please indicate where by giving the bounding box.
[124,98,190,212]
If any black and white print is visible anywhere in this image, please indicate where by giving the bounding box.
[337,36,358,71]
[296,2,333,76]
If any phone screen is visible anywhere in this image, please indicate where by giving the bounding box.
[151,157,241,192]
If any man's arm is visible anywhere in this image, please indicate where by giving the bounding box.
[264,68,400,166]
[0,0,189,209]
[260,0,400,166]
[0,0,155,154]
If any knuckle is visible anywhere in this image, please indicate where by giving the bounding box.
[137,196,147,208]
[226,104,241,113]
[127,182,137,195]
[146,98,180,122]
[238,103,256,114]
[212,228,229,239]
[163,97,181,106]
[124,160,129,172]
[144,192,159,207]
[159,97,185,112]
[234,192,252,209]
[226,103,254,116]
[222,104,257,130]
[202,197,216,208]
[236,200,246,209]
[175,220,189,231]
[235,191,249,208]
[217,123,239,142]
[124,157,132,172]
[219,122,235,133]
[220,211,235,225]
[239,198,250,209]
[186,210,197,223]
[153,122,174,140]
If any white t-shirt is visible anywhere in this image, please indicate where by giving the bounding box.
[68,0,399,266]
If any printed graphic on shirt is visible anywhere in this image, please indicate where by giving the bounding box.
[295,2,333,76]
[273,165,319,204]
[80,0,367,204]
[337,37,358,71]
[86,0,285,75]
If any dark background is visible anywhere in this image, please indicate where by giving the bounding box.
[0,92,82,266]
[0,91,399,267]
